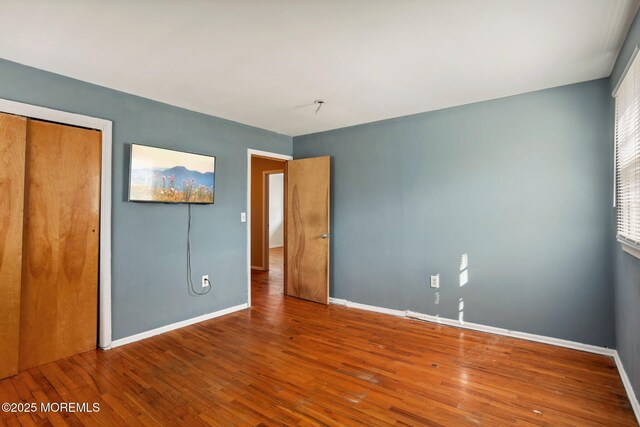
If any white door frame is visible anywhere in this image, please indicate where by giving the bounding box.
[247,149,292,307]
[0,98,113,349]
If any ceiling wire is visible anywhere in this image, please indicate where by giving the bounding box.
[314,100,325,114]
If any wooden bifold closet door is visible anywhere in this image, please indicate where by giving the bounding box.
[0,113,27,379]
[0,113,101,377]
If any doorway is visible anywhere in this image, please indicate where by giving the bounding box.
[246,149,331,307]
[248,152,289,305]
[267,173,284,251]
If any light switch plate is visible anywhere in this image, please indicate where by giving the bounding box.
[430,274,440,288]
[241,212,247,222]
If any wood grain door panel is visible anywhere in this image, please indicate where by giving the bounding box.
[19,119,101,370]
[285,157,330,304]
[0,113,27,379]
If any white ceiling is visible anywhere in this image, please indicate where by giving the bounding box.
[0,0,638,136]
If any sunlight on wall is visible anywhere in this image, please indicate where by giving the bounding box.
[460,253,468,270]
[459,253,469,287]
[459,270,468,287]
[458,254,468,324]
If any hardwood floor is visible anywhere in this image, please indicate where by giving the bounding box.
[0,247,636,426]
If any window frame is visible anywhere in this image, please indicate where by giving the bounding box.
[614,46,640,260]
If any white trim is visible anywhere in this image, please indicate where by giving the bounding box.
[613,45,640,97]
[269,244,284,249]
[404,310,615,356]
[246,149,292,307]
[619,238,640,260]
[329,298,615,356]
[109,303,248,348]
[0,98,113,349]
[613,114,617,208]
[329,298,406,317]
[614,352,640,423]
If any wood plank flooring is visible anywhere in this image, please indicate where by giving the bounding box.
[1,247,636,426]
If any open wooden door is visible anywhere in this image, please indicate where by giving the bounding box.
[285,156,330,304]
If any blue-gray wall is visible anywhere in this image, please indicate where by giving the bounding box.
[294,79,615,347]
[0,58,292,340]
[611,8,640,403]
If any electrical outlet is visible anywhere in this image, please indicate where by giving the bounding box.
[240,212,247,222]
[430,274,440,288]
[202,275,210,288]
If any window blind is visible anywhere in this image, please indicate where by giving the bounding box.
[615,52,640,247]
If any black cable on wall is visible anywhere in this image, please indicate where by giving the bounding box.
[187,204,211,296]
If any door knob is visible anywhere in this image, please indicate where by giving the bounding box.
[320,233,329,239]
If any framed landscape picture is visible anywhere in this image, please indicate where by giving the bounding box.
[128,144,216,204]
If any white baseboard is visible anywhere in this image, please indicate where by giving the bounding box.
[614,352,640,422]
[329,297,348,306]
[329,298,614,356]
[269,244,283,249]
[330,298,406,317]
[108,303,248,349]
[404,310,616,356]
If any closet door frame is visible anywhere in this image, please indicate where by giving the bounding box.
[0,98,113,349]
